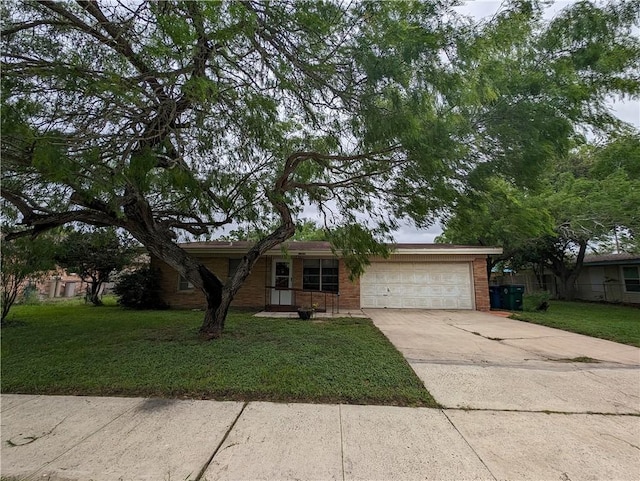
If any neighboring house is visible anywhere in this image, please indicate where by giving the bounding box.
[574,253,640,304]
[19,268,86,300]
[151,242,502,313]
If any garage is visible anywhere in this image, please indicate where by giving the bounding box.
[360,262,474,309]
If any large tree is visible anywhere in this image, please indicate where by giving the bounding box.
[534,138,640,299]
[436,177,554,279]
[2,1,638,337]
[55,228,136,306]
[440,134,640,299]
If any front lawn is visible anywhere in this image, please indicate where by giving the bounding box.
[1,302,436,407]
[511,301,640,347]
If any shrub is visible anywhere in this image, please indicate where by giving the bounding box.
[523,291,551,312]
[113,268,168,310]
[21,284,40,305]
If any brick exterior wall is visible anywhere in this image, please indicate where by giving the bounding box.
[152,252,490,312]
[338,260,360,310]
[152,255,360,311]
[152,255,270,309]
[472,257,491,311]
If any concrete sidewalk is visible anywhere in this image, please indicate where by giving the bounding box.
[2,393,639,481]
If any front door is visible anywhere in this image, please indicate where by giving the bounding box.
[271,259,292,305]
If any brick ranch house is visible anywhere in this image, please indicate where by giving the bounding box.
[151,242,503,313]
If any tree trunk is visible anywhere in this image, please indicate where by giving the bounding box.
[200,289,235,339]
[549,241,587,301]
[556,274,575,300]
[88,280,104,306]
[198,265,227,339]
[122,187,295,339]
[532,262,546,290]
[197,212,295,337]
[1,289,18,323]
[1,279,20,323]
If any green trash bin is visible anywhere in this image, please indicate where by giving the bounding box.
[499,285,525,311]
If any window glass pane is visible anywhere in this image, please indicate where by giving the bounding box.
[322,267,338,276]
[303,259,321,290]
[275,261,290,276]
[303,278,320,290]
[303,258,339,291]
[229,258,242,277]
[178,275,193,290]
[303,272,320,290]
[322,282,339,292]
[623,267,640,292]
[625,280,640,292]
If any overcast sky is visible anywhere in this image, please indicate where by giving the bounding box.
[391,0,640,243]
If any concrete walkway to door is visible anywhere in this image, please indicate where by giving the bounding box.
[366,308,640,480]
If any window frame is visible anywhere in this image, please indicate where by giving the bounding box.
[622,265,640,293]
[178,274,194,291]
[302,258,339,293]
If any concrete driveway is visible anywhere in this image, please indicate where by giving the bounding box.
[365,309,640,413]
[364,309,640,480]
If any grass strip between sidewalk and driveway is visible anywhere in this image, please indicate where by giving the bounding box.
[1,301,437,407]
[510,300,640,347]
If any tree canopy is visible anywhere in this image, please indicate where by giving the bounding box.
[1,234,56,323]
[55,228,136,305]
[2,0,639,336]
[440,134,640,299]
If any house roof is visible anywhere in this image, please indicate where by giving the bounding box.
[583,253,640,266]
[176,241,503,256]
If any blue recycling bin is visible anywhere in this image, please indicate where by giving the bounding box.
[489,286,502,309]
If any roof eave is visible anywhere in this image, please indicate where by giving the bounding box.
[390,247,503,256]
[584,260,640,267]
[178,246,503,256]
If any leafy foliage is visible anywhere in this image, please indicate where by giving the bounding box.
[440,134,640,298]
[55,228,136,306]
[1,235,56,322]
[523,291,551,312]
[293,219,328,241]
[112,267,168,310]
[1,0,638,333]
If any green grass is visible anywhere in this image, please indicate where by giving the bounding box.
[1,301,436,407]
[511,301,640,347]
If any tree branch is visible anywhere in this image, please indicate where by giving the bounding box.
[1,19,69,37]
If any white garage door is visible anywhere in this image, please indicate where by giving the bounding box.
[360,262,473,309]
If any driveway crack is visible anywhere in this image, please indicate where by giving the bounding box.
[600,433,640,451]
[581,371,640,400]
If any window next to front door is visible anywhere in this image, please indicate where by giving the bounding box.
[178,275,194,291]
[303,259,339,292]
[623,266,640,292]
